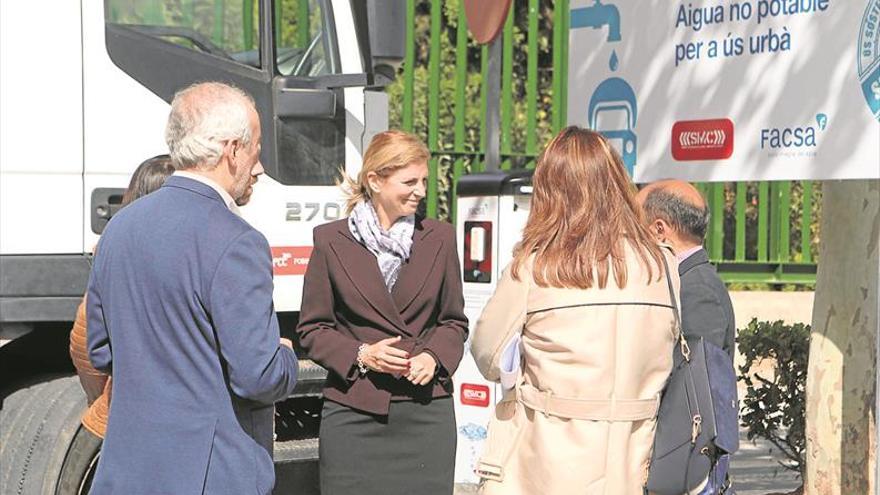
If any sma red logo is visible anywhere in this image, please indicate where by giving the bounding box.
[460,383,490,407]
[671,119,734,161]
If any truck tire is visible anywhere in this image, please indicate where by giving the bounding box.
[0,375,95,495]
[54,426,101,494]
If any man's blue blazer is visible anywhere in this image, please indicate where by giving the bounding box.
[87,175,298,494]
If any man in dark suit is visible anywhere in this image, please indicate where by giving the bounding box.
[638,180,738,492]
[636,180,736,359]
[87,82,298,494]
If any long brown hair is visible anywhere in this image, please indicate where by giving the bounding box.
[340,130,430,214]
[511,127,664,289]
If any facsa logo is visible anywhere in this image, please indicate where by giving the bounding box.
[760,114,828,150]
[460,383,490,407]
[270,246,313,276]
[671,119,734,161]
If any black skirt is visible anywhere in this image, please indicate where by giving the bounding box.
[319,397,456,495]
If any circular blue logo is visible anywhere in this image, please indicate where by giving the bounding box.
[859,1,880,121]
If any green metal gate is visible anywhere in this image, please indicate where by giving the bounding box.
[391,0,818,286]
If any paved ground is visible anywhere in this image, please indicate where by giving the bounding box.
[732,429,802,494]
[453,427,802,494]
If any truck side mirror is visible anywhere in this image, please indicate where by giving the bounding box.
[367,0,405,82]
[352,0,405,86]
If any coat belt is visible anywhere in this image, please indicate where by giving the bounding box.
[516,384,660,421]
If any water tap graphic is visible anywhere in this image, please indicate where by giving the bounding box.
[571,0,621,43]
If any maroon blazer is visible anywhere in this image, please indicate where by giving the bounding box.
[295,216,468,415]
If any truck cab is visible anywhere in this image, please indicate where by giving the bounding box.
[0,1,403,493]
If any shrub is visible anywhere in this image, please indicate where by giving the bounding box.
[737,318,810,477]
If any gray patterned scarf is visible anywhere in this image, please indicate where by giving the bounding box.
[348,200,415,291]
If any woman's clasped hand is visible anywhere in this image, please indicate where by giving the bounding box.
[404,351,437,385]
[359,336,437,385]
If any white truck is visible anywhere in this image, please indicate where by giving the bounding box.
[0,1,403,493]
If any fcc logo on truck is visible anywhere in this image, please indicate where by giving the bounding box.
[671,118,735,161]
[271,247,312,276]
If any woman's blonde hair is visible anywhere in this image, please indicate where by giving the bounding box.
[340,130,430,215]
[511,126,664,289]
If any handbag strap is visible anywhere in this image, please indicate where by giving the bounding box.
[660,251,704,445]
[660,252,690,361]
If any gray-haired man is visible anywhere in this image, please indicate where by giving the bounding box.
[87,82,297,494]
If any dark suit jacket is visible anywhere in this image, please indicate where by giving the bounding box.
[296,217,468,415]
[87,176,298,495]
[679,248,736,359]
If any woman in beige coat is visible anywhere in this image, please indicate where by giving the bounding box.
[471,127,680,494]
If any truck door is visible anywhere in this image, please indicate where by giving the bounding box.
[83,0,403,311]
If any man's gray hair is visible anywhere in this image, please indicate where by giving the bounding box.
[164,82,257,171]
[642,188,710,243]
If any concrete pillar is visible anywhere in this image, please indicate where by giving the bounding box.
[805,180,880,494]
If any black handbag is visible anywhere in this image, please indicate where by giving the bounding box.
[646,256,738,494]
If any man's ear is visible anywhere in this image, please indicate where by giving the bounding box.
[231,139,244,158]
[649,219,670,241]
[652,219,665,236]
[222,140,240,171]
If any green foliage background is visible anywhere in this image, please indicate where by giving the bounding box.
[386,0,557,154]
[384,0,560,220]
[738,318,809,476]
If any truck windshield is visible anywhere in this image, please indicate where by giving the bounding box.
[106,0,261,67]
[106,0,338,78]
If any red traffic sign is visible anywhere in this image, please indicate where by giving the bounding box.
[464,0,512,44]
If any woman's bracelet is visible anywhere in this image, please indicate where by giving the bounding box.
[356,343,369,375]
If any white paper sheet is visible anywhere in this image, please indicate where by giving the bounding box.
[499,333,522,392]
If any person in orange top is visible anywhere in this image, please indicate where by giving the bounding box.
[68,154,175,438]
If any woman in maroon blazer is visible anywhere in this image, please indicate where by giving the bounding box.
[296,130,468,495]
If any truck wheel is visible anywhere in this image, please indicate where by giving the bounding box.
[0,375,98,495]
[54,425,101,494]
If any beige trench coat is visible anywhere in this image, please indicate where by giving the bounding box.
[472,246,680,495]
